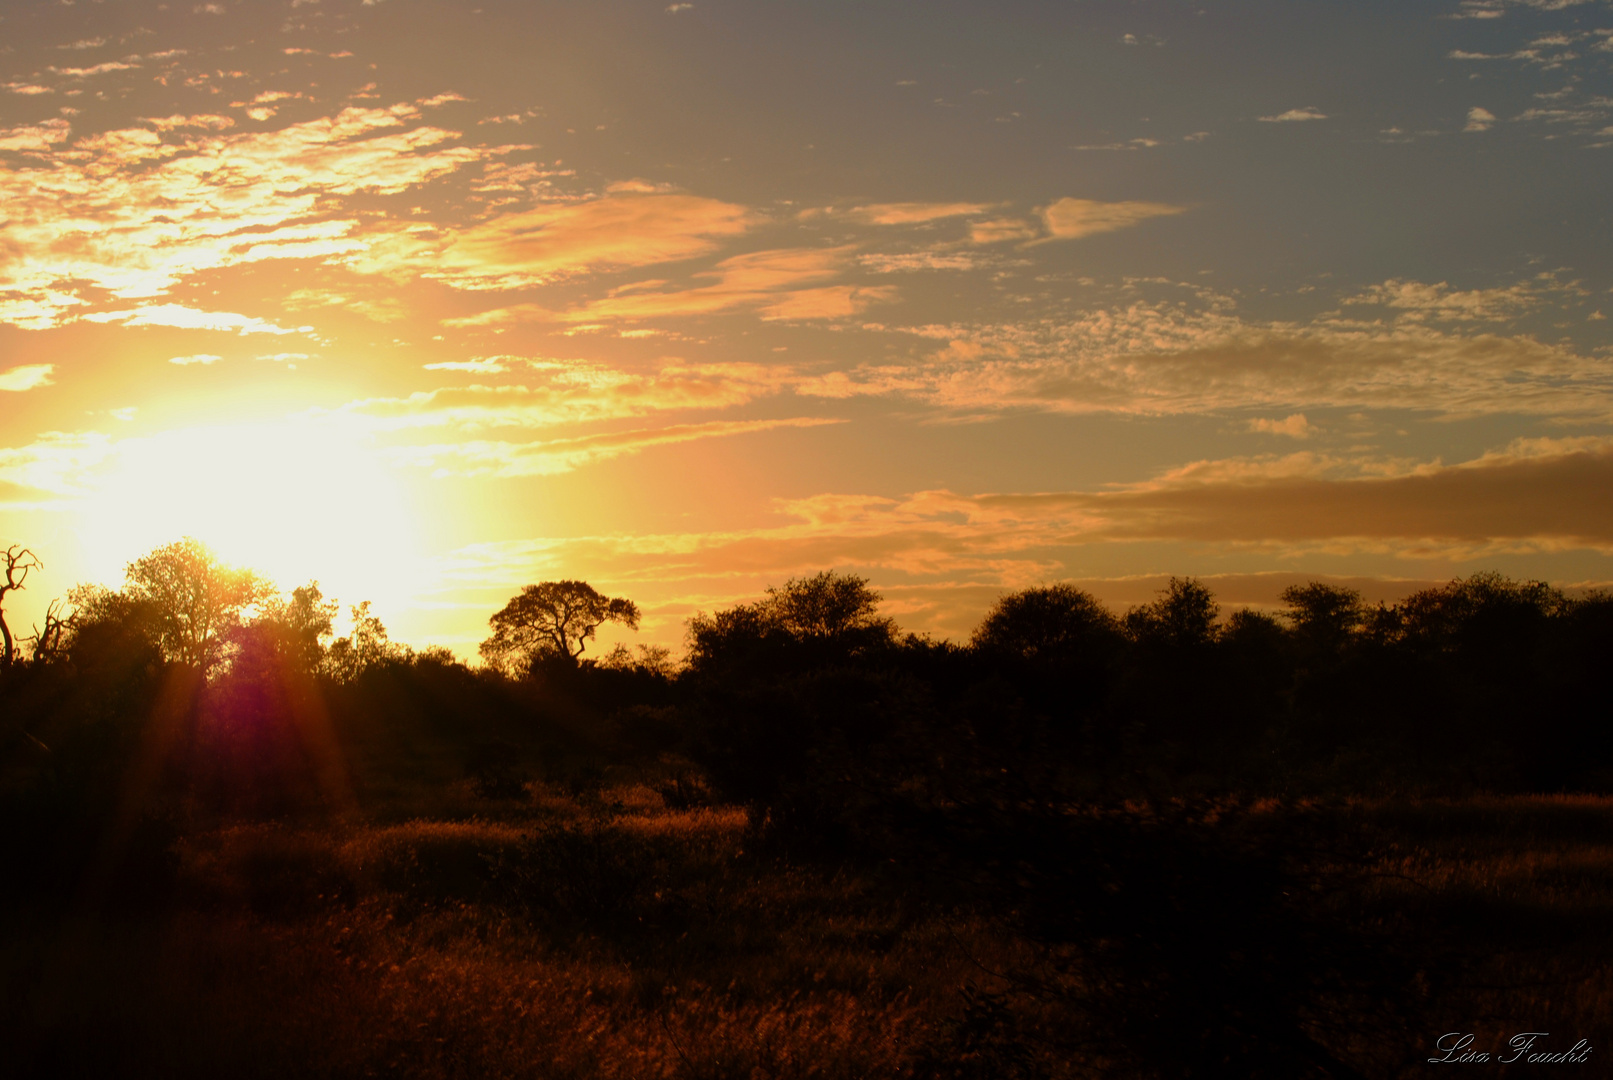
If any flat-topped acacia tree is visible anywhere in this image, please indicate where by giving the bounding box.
[480,580,639,674]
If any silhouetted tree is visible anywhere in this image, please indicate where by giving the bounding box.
[682,573,926,842]
[322,600,406,682]
[0,544,43,669]
[123,538,272,673]
[245,582,337,678]
[1281,582,1366,658]
[971,583,1122,667]
[686,570,895,677]
[1123,576,1220,648]
[481,581,639,673]
[20,597,71,668]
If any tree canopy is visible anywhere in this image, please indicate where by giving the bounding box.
[123,537,272,671]
[685,571,896,674]
[480,580,640,672]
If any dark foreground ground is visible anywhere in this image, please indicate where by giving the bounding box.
[4,782,1610,1079]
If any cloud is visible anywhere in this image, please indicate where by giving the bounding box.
[1247,414,1312,438]
[859,252,976,273]
[82,304,308,335]
[336,360,802,432]
[0,104,497,329]
[423,357,513,373]
[168,353,222,365]
[421,439,1613,645]
[389,417,841,477]
[0,364,55,392]
[842,202,996,225]
[0,120,72,151]
[348,190,758,292]
[47,62,140,77]
[816,285,1613,419]
[0,430,114,499]
[773,438,1613,555]
[1346,277,1553,320]
[433,275,1612,422]
[1465,106,1497,132]
[969,217,1040,244]
[452,246,894,325]
[141,113,235,131]
[1036,197,1187,241]
[1259,107,1328,122]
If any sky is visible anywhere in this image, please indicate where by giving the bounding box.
[1,0,1611,659]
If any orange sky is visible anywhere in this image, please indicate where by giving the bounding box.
[2,0,1611,658]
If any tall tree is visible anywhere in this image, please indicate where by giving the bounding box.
[123,538,272,672]
[480,580,639,672]
[0,544,42,669]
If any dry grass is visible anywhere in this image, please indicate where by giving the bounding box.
[5,785,971,1078]
[7,790,1613,1077]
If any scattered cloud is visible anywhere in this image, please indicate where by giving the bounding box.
[1248,414,1312,438]
[1346,277,1555,320]
[336,361,802,432]
[1259,107,1328,122]
[168,353,222,366]
[1465,106,1497,132]
[450,246,893,326]
[83,304,308,335]
[0,364,55,392]
[1036,197,1187,241]
[423,357,514,373]
[0,104,496,330]
[820,285,1613,419]
[841,202,995,225]
[390,417,841,478]
[348,190,758,292]
[424,438,1613,645]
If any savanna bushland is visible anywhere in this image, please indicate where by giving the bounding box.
[2,538,1610,1078]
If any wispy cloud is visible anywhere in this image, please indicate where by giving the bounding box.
[389,417,842,477]
[0,104,498,330]
[348,189,758,292]
[839,202,997,225]
[83,304,308,335]
[0,364,55,392]
[817,284,1613,419]
[449,246,894,326]
[1247,414,1312,438]
[1036,197,1187,241]
[1259,107,1327,122]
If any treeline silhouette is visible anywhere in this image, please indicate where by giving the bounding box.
[3,538,1610,1076]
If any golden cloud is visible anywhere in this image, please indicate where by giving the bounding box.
[841,202,997,225]
[387,417,842,477]
[833,301,1613,417]
[349,191,758,292]
[426,439,1613,638]
[0,364,55,392]
[0,105,496,330]
[335,361,802,431]
[462,246,894,325]
[82,304,309,335]
[1037,197,1187,241]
